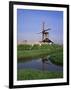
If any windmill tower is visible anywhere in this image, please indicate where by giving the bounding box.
[42,22,50,42]
[38,22,53,44]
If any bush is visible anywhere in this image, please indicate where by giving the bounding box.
[31,44,40,50]
[17,44,32,50]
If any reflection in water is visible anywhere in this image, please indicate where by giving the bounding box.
[42,57,48,71]
[18,56,63,72]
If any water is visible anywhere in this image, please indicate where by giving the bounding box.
[17,56,63,72]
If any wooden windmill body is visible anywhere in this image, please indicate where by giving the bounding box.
[39,22,53,44]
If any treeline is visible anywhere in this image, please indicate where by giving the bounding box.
[17,44,62,51]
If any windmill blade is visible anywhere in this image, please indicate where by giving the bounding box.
[44,28,51,31]
[36,32,42,34]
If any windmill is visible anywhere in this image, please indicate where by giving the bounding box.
[38,22,53,44]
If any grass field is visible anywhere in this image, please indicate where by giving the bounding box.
[17,69,63,80]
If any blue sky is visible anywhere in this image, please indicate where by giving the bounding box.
[17,9,63,44]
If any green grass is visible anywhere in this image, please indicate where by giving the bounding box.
[17,44,62,59]
[17,69,63,80]
[50,51,63,66]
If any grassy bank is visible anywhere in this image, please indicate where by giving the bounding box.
[17,44,63,65]
[50,51,63,66]
[17,69,63,80]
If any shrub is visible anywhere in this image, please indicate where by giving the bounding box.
[17,44,32,50]
[31,44,40,50]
